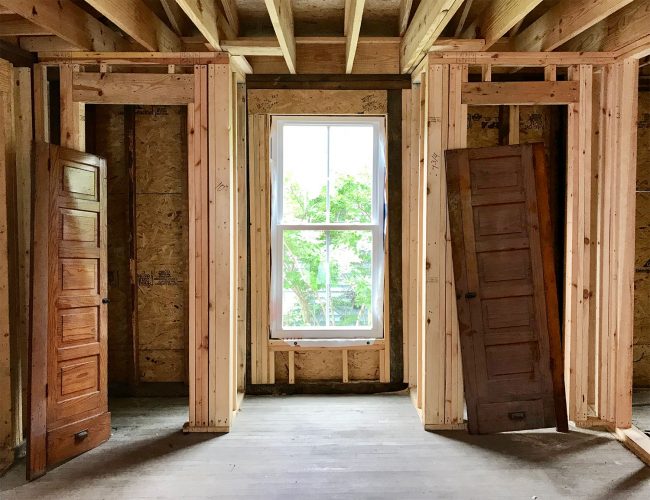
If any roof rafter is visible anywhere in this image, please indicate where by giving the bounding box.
[561,0,650,59]
[160,0,193,36]
[462,0,543,50]
[398,0,413,36]
[0,0,130,51]
[83,0,182,52]
[264,0,296,74]
[400,0,465,73]
[345,0,365,73]
[174,0,234,50]
[513,0,634,52]
[0,17,50,36]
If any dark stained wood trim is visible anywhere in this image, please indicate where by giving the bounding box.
[247,382,408,395]
[387,89,403,383]
[246,74,411,90]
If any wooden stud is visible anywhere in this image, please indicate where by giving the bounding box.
[59,64,84,151]
[288,351,295,384]
[342,350,349,383]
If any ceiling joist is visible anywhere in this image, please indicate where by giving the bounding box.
[345,0,366,74]
[398,0,413,36]
[514,0,634,52]
[83,0,182,52]
[0,0,130,51]
[264,0,296,74]
[174,0,230,50]
[400,0,466,73]
[462,0,544,50]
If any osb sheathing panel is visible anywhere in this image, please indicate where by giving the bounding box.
[635,192,650,386]
[95,105,132,385]
[247,89,387,115]
[295,351,343,381]
[349,350,380,381]
[467,106,500,148]
[135,106,188,383]
[637,92,650,190]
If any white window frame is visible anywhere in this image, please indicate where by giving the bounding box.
[270,116,386,340]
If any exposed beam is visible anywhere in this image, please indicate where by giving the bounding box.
[218,0,239,35]
[513,0,634,52]
[83,0,182,52]
[462,0,543,50]
[0,0,130,51]
[562,0,650,59]
[174,0,235,50]
[453,0,474,37]
[160,0,193,35]
[398,0,414,36]
[461,81,579,105]
[20,36,81,52]
[264,0,296,74]
[345,0,365,73]
[400,0,465,73]
[0,37,34,65]
[0,17,50,36]
[222,38,283,56]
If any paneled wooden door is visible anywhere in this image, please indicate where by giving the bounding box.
[28,142,110,479]
[446,143,567,435]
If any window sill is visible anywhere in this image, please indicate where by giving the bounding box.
[269,338,384,350]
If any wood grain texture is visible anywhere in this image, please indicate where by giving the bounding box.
[73,73,194,105]
[461,82,579,106]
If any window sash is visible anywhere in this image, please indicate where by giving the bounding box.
[270,116,385,340]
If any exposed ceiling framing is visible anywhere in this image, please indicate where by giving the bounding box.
[0,0,648,73]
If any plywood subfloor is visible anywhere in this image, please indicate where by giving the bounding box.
[3,395,650,499]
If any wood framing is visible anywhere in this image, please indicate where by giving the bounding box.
[264,0,297,74]
[462,0,543,49]
[344,0,366,73]
[513,0,634,52]
[175,0,229,49]
[461,81,579,105]
[83,0,182,52]
[400,0,465,73]
[0,0,131,52]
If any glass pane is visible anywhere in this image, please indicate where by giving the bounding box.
[282,230,327,328]
[329,126,374,223]
[328,230,372,327]
[282,125,328,223]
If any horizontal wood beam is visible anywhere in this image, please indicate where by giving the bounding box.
[400,0,465,73]
[462,0,543,49]
[222,38,283,56]
[83,0,182,52]
[427,51,616,66]
[0,0,130,51]
[513,0,634,52]
[73,72,194,104]
[20,36,81,52]
[38,51,229,65]
[461,81,579,105]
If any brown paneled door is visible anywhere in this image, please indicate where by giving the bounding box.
[446,143,566,435]
[29,143,110,479]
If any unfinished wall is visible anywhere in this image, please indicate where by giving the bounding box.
[91,105,188,391]
[635,92,650,387]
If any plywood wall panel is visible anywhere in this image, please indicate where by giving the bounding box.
[135,105,188,384]
[634,192,650,386]
[349,350,380,381]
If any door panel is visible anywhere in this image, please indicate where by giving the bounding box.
[29,143,109,479]
[446,143,566,434]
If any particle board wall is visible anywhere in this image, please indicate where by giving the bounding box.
[635,92,650,387]
[135,106,188,383]
[91,105,189,388]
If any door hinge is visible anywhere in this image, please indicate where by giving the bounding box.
[45,383,48,397]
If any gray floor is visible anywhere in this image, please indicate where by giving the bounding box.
[2,393,650,499]
[633,389,650,434]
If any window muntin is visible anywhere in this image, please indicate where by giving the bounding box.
[270,116,385,340]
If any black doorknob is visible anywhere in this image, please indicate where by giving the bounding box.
[102,298,110,304]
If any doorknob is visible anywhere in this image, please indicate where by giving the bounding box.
[102,298,110,304]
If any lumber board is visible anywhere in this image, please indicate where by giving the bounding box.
[72,73,194,105]
[461,81,579,105]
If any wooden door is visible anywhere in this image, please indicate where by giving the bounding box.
[446,143,567,434]
[28,142,110,479]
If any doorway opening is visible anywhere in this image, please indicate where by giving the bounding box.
[85,104,189,421]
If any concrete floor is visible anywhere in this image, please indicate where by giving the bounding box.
[2,394,650,499]
[633,389,650,435]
